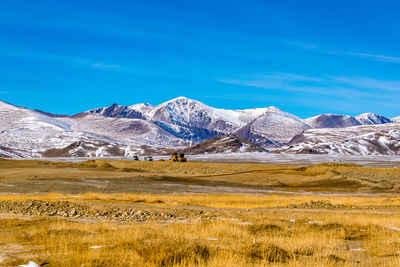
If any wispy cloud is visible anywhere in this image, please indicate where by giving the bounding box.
[261,72,323,82]
[282,39,400,64]
[333,76,400,91]
[91,63,120,69]
[218,73,400,117]
[281,40,319,51]
[220,72,400,100]
[349,52,400,63]
[221,79,360,101]
[0,45,122,72]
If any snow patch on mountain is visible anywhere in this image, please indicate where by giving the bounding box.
[87,103,146,119]
[238,108,311,144]
[355,113,392,125]
[304,114,361,128]
[392,116,400,123]
[128,103,153,113]
[279,123,400,155]
[0,100,71,131]
[59,114,187,147]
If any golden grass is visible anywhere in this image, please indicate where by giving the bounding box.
[1,193,400,266]
[1,192,400,209]
[1,159,400,266]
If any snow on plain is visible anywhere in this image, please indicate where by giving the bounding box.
[34,152,400,167]
[186,153,400,167]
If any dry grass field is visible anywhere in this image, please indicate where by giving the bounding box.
[1,159,400,266]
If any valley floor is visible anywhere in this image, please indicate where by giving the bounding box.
[1,159,400,266]
[38,153,400,167]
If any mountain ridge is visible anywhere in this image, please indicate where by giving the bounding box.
[279,122,400,155]
[0,97,399,158]
[355,113,393,125]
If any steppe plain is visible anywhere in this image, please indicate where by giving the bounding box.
[1,158,400,266]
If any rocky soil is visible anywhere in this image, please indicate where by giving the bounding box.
[286,200,346,209]
[0,200,214,222]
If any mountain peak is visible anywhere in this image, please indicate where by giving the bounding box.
[129,103,154,113]
[169,96,195,102]
[154,96,203,108]
[86,103,146,119]
[304,113,361,128]
[175,96,190,100]
[357,112,377,116]
[266,106,281,112]
[355,113,392,125]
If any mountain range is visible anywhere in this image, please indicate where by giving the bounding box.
[0,97,399,158]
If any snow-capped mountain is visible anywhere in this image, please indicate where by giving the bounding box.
[0,97,399,158]
[87,103,153,119]
[0,100,186,158]
[58,113,186,147]
[235,107,311,147]
[304,114,361,128]
[279,122,400,155]
[146,97,268,126]
[0,100,78,158]
[145,97,234,141]
[355,113,392,125]
[0,100,70,131]
[85,97,275,143]
[84,97,308,146]
[393,116,400,123]
[144,97,271,142]
[304,113,393,129]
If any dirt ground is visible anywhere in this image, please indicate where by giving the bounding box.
[1,159,400,194]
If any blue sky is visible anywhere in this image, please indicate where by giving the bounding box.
[0,0,399,118]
